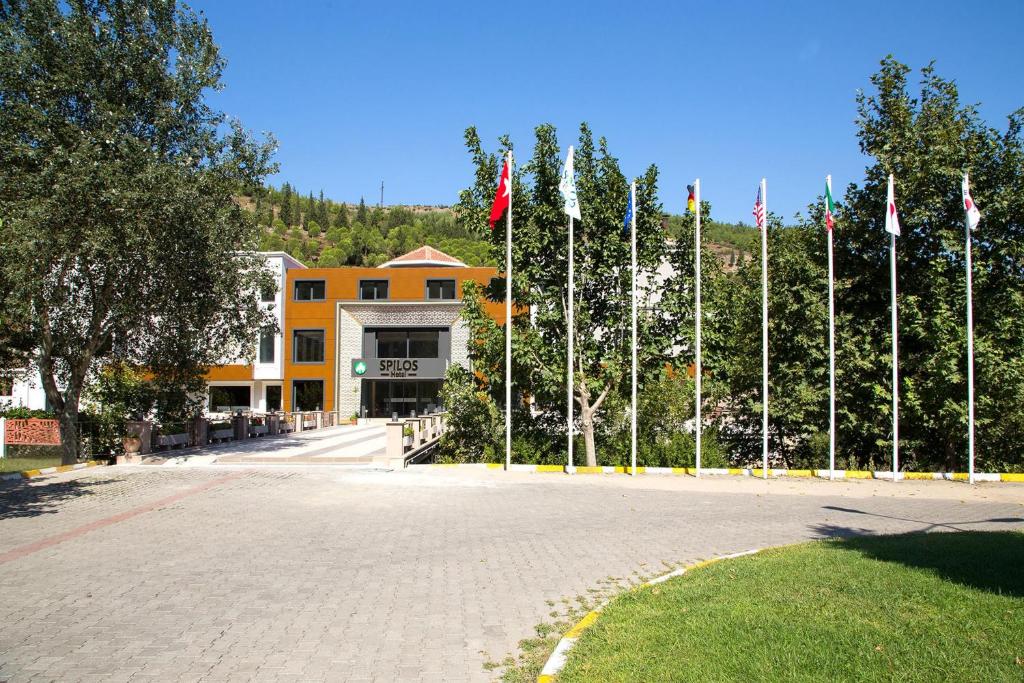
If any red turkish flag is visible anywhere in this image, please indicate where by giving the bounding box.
[489,159,511,229]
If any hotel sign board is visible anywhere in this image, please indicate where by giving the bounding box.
[351,357,447,379]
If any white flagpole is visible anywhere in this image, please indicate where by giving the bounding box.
[761,177,769,479]
[694,179,702,478]
[964,173,976,485]
[630,181,638,476]
[889,175,899,482]
[568,211,575,472]
[505,151,513,471]
[826,175,836,481]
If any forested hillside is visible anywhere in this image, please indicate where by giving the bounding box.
[242,183,755,270]
[241,183,494,267]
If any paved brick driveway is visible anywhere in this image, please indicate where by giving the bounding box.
[1,466,1021,682]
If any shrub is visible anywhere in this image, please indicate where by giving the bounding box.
[436,365,501,463]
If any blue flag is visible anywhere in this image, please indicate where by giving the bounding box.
[623,187,633,235]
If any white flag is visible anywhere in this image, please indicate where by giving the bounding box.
[962,173,981,231]
[885,174,901,236]
[559,146,581,220]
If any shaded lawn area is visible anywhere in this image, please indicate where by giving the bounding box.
[558,531,1024,682]
[0,456,63,473]
[0,445,66,473]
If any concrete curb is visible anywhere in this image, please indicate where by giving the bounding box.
[536,548,762,682]
[0,460,105,482]
[416,463,1023,482]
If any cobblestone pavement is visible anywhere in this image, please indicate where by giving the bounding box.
[1,466,1021,682]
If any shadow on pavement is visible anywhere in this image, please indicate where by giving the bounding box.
[820,505,1024,533]
[825,530,1024,597]
[0,477,113,520]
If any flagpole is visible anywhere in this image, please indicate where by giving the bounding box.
[964,173,976,485]
[889,177,899,482]
[826,175,836,481]
[630,181,638,477]
[568,212,575,472]
[761,177,769,479]
[694,179,702,478]
[505,151,513,471]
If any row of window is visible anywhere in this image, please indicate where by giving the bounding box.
[258,328,444,365]
[293,278,457,302]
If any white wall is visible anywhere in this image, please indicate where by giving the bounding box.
[1,369,49,411]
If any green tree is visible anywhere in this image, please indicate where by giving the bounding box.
[279,183,293,226]
[437,364,501,463]
[356,197,369,225]
[0,0,277,463]
[708,219,830,468]
[830,58,1024,472]
[456,124,671,467]
[334,202,349,228]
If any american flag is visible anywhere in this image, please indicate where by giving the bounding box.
[753,185,766,230]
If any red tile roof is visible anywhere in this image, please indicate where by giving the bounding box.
[379,245,467,268]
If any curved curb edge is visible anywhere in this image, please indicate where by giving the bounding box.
[536,548,762,682]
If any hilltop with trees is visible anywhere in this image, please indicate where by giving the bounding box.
[239,186,495,267]
[238,184,756,270]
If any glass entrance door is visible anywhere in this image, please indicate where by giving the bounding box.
[362,380,443,418]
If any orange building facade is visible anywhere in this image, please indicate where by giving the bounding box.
[204,247,503,418]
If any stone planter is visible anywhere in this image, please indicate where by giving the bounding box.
[117,434,143,464]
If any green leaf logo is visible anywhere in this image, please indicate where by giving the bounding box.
[353,360,367,376]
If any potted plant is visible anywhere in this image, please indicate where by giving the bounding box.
[349,412,359,425]
[118,433,143,464]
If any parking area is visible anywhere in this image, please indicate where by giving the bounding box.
[1,465,1022,682]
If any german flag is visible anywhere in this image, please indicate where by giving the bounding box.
[686,185,696,213]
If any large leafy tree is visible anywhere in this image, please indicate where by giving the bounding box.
[0,0,276,463]
[834,58,1024,471]
[707,58,1024,472]
[456,123,669,466]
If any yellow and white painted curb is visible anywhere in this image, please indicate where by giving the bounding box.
[536,548,762,682]
[0,460,104,482]
[418,462,1023,482]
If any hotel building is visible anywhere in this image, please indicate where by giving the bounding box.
[204,246,503,418]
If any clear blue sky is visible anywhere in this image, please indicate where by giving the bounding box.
[194,0,1024,224]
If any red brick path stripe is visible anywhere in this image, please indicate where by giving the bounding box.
[0,471,245,566]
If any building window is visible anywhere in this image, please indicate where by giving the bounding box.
[426,279,456,300]
[209,385,251,412]
[293,329,325,363]
[374,328,441,359]
[0,374,12,397]
[359,279,389,300]
[259,328,275,364]
[260,283,276,302]
[294,280,325,301]
[376,330,408,358]
[266,385,282,412]
[293,380,324,412]
[408,330,440,358]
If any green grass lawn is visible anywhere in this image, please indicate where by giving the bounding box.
[557,532,1024,682]
[0,455,63,473]
[0,445,65,473]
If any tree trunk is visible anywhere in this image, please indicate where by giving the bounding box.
[581,408,597,467]
[57,408,81,465]
[576,382,604,468]
[37,355,83,466]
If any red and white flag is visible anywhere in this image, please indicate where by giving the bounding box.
[962,173,981,230]
[885,174,901,236]
[489,159,511,229]
[752,185,766,230]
